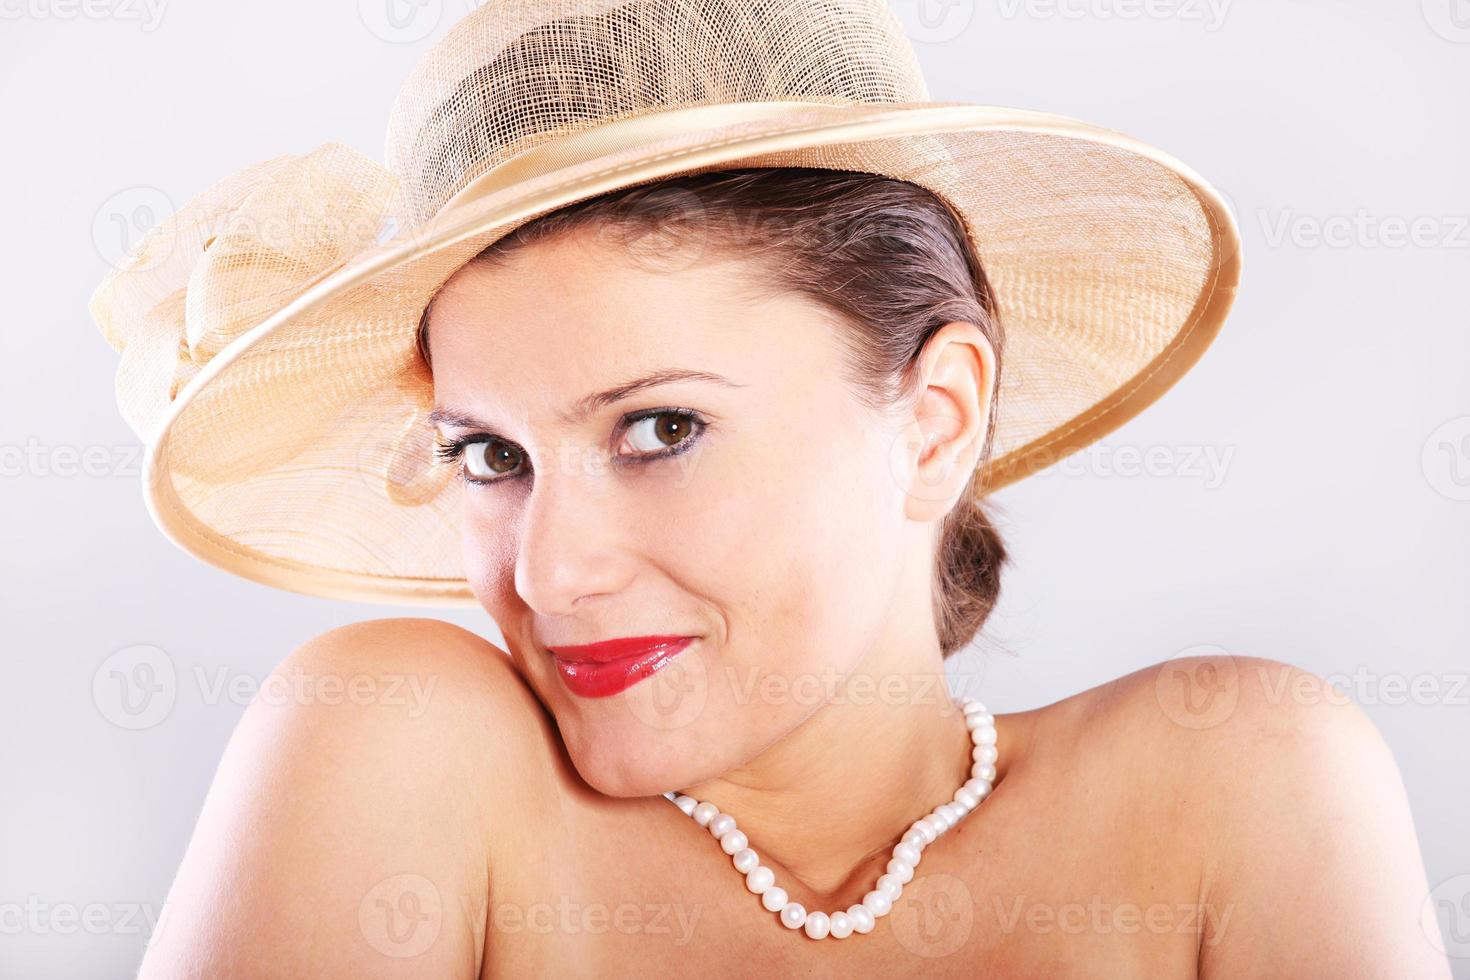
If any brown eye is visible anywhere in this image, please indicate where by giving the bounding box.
[623,412,701,454]
[465,440,523,479]
[656,415,691,446]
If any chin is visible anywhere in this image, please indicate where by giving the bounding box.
[570,751,676,799]
[578,767,670,799]
[563,726,717,799]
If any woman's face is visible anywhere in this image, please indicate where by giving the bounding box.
[425,227,934,796]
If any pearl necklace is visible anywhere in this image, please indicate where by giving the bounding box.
[661,696,998,940]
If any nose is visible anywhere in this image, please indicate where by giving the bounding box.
[512,462,635,616]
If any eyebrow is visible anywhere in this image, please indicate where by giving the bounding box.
[428,368,746,431]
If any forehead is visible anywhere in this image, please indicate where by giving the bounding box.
[424,231,843,415]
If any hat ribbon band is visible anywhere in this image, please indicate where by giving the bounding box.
[438,99,864,214]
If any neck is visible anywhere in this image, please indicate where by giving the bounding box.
[674,634,980,909]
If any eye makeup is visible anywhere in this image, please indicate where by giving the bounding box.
[433,407,710,486]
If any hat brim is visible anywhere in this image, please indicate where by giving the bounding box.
[120,99,1241,603]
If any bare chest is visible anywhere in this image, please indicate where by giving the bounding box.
[480,769,1208,978]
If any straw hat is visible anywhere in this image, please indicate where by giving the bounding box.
[89,0,1242,604]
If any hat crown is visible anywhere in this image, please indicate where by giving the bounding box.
[385,0,929,226]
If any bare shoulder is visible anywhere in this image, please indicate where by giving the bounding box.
[284,616,551,738]
[138,617,560,980]
[1026,654,1448,979]
[1034,653,1392,760]
[262,616,564,818]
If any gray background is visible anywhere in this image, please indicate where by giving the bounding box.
[2,1,1467,976]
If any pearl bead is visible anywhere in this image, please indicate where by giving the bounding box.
[746,865,775,894]
[780,903,807,929]
[662,697,1002,942]
[863,889,893,917]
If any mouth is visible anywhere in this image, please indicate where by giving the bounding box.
[546,635,698,698]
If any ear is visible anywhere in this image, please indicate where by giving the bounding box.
[897,321,997,522]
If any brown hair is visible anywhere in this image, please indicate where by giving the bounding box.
[418,168,1008,657]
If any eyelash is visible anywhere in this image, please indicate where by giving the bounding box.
[433,408,709,487]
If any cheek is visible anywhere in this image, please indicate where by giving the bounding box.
[677,419,901,683]
[453,409,901,667]
[459,494,521,611]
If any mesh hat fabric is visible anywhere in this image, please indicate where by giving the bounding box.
[89,0,1242,603]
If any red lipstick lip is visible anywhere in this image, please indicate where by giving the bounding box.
[547,636,698,698]
[547,634,697,664]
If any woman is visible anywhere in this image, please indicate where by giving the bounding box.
[92,1,1446,976]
